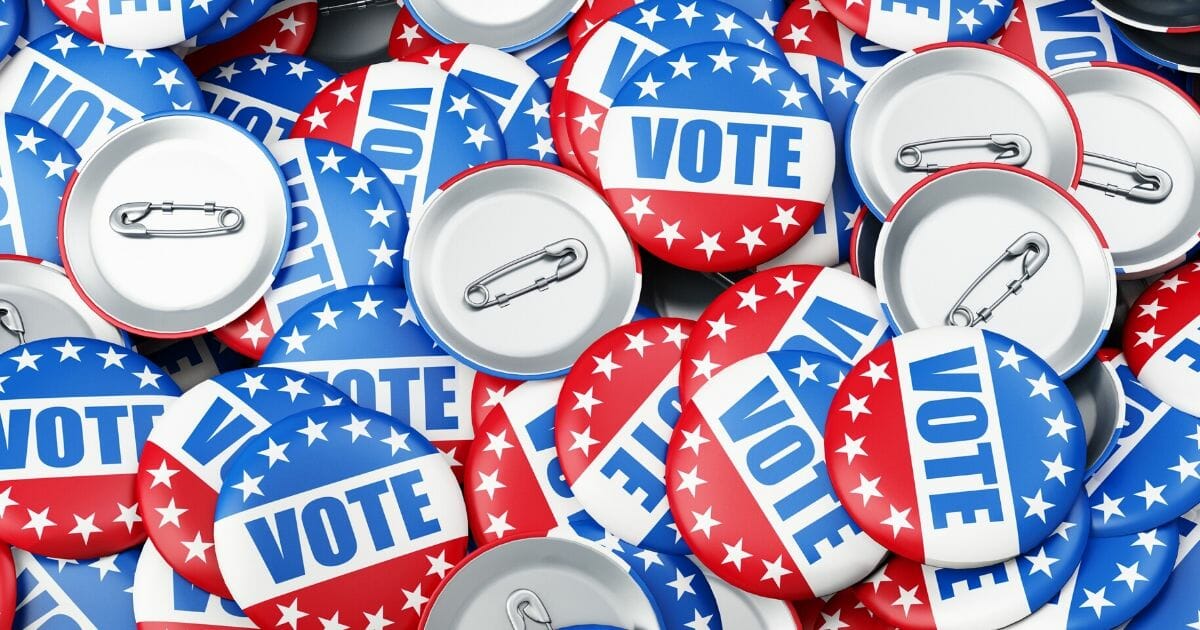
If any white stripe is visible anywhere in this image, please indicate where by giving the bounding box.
[865,0,952,50]
[132,542,255,626]
[153,381,273,490]
[98,0,186,49]
[771,269,889,364]
[922,560,1031,630]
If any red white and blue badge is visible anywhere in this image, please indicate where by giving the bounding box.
[12,546,140,628]
[598,42,834,271]
[556,318,691,554]
[514,28,570,89]
[1010,521,1177,629]
[1123,262,1200,417]
[0,28,203,158]
[0,113,78,265]
[136,367,345,599]
[259,286,474,472]
[825,327,1087,568]
[561,0,785,183]
[215,138,408,359]
[200,53,337,144]
[137,334,248,392]
[133,541,254,630]
[405,43,558,164]
[679,265,891,404]
[668,350,888,599]
[774,0,901,80]
[44,0,232,49]
[1086,353,1200,535]
[607,534,724,630]
[817,0,1012,52]
[0,338,180,558]
[991,0,1171,72]
[291,60,505,220]
[1126,508,1200,629]
[854,494,1089,629]
[184,0,318,76]
[213,405,467,630]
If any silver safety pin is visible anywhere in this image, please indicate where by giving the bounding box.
[896,134,1032,173]
[0,299,25,345]
[464,239,588,309]
[317,0,396,14]
[507,589,555,630]
[947,232,1050,327]
[110,202,244,238]
[1080,151,1172,202]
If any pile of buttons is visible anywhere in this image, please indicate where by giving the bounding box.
[0,0,1199,627]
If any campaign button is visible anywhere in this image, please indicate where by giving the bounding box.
[200,53,338,144]
[597,41,834,271]
[1093,0,1200,33]
[137,334,248,392]
[515,27,570,89]
[774,0,900,81]
[215,138,407,359]
[1086,353,1200,535]
[818,589,895,629]
[133,541,254,629]
[0,338,180,558]
[669,350,888,599]
[568,0,786,46]
[1009,521,1177,629]
[187,0,282,48]
[855,494,1088,629]
[1125,507,1200,629]
[0,256,128,356]
[214,405,467,630]
[259,286,476,474]
[705,569,805,629]
[12,546,140,628]
[387,3,436,62]
[608,535,723,630]
[44,0,233,49]
[0,114,77,265]
[562,0,785,184]
[137,367,346,599]
[1122,261,1200,416]
[183,0,319,76]
[556,318,691,554]
[815,0,1012,52]
[404,43,558,163]
[470,371,521,430]
[403,0,582,52]
[826,327,1087,568]
[0,28,203,158]
[291,59,505,221]
[0,545,11,628]
[679,264,891,406]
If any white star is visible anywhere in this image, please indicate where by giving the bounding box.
[352,292,384,318]
[89,554,121,580]
[635,73,665,99]
[280,327,310,354]
[748,58,777,84]
[956,8,982,32]
[778,83,807,109]
[841,394,871,421]
[363,607,393,630]
[668,52,698,78]
[113,502,141,532]
[1044,412,1074,441]
[147,460,179,488]
[1022,490,1054,522]
[690,507,721,537]
[656,219,684,248]
[329,81,356,105]
[464,125,494,151]
[1134,480,1168,508]
[68,513,100,544]
[736,226,765,254]
[368,240,400,268]
[279,376,309,402]
[695,231,725,260]
[851,474,883,506]
[154,68,184,94]
[881,505,913,537]
[276,599,308,629]
[760,555,792,587]
[381,428,410,455]
[1187,611,1200,630]
[346,168,376,194]
[1092,493,1125,523]
[826,72,855,98]
[835,434,867,464]
[1042,454,1073,485]
[231,470,265,500]
[426,551,454,579]
[774,271,804,297]
[994,345,1027,371]
[862,361,892,386]
[684,610,713,630]
[50,33,78,57]
[1027,373,1058,400]
[569,427,601,455]
[181,532,214,563]
[0,487,14,517]
[735,286,764,311]
[624,195,654,224]
[1052,519,1077,541]
[892,585,923,617]
[155,499,187,528]
[1025,546,1058,577]
[524,98,549,124]
[278,11,304,34]
[791,357,821,385]
[395,303,419,327]
[666,568,695,599]
[259,438,290,467]
[97,346,127,368]
[125,49,153,67]
[636,4,665,28]
[1078,587,1114,618]
[41,153,73,180]
[1113,561,1148,591]
[1160,275,1188,292]
[819,610,849,630]
[1170,456,1200,481]
[978,0,1004,11]
[1138,299,1167,319]
[475,470,506,499]
[572,388,602,416]
[679,426,709,454]
[706,314,736,341]
[14,128,43,154]
[240,320,268,348]
[712,13,741,37]
[316,148,345,173]
[341,414,372,442]
[783,24,811,46]
[722,538,751,569]
[591,352,622,380]
[1134,327,1164,347]
[318,612,349,630]
[134,366,163,389]
[11,348,40,371]
[484,511,515,538]
[63,0,91,18]
[676,466,706,496]
[708,47,737,73]
[625,330,654,356]
[401,584,430,614]
[482,430,514,458]
[691,353,720,380]
[529,134,554,159]
[1132,530,1167,554]
[304,107,329,131]
[772,205,800,232]
[864,569,893,592]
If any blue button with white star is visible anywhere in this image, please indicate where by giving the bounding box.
[0,0,25,59]
[1126,507,1200,629]
[200,53,338,144]
[0,113,79,264]
[12,545,141,628]
[0,28,204,158]
[610,537,723,630]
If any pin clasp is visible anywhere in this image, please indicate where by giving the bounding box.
[1080,151,1172,202]
[464,238,589,309]
[0,299,25,345]
[507,589,555,630]
[947,232,1050,327]
[897,133,1032,173]
[110,202,245,238]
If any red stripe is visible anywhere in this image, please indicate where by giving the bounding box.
[551,37,588,176]
[774,0,852,66]
[213,298,274,360]
[470,373,522,431]
[567,0,633,44]
[387,6,439,61]
[464,407,560,544]
[853,559,935,629]
[1123,263,1200,374]
[0,473,145,558]
[45,0,102,43]
[991,0,1034,64]
[291,68,367,146]
[185,0,319,76]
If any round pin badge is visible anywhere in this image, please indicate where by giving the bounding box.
[15,0,63,54]
[1107,18,1200,72]
[418,534,662,629]
[597,41,835,271]
[1126,508,1200,629]
[214,405,468,630]
[774,0,901,80]
[561,0,785,184]
[819,0,1011,51]
[855,494,1089,630]
[0,114,78,265]
[848,207,882,285]
[0,338,179,558]
[679,264,891,405]
[12,546,140,628]
[1123,262,1200,417]
[607,534,724,630]
[826,327,1087,568]
[387,3,436,63]
[188,0,284,48]
[405,0,582,52]
[0,28,204,158]
[215,138,407,359]
[549,61,584,173]
[44,0,233,49]
[184,0,319,76]
[1066,354,1124,477]
[259,286,476,471]
[133,541,254,630]
[515,28,570,89]
[568,0,786,46]
[137,367,346,599]
[404,43,558,163]
[668,350,889,599]
[1051,63,1200,278]
[0,545,11,629]
[60,112,291,338]
[1093,0,1200,33]
[0,256,128,355]
[705,570,804,629]
[137,333,248,392]
[876,164,1115,378]
[1009,521,1177,629]
[200,53,338,144]
[0,0,23,60]
[817,589,892,629]
[291,59,505,221]
[404,161,641,379]
[470,370,522,430]
[846,43,1082,221]
[556,318,691,554]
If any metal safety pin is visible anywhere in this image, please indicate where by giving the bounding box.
[464,238,588,309]
[507,589,555,630]
[317,0,395,14]
[0,300,25,344]
[947,232,1050,327]
[109,202,244,238]
[1080,151,1172,202]
[896,134,1032,173]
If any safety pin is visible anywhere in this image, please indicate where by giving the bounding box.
[896,133,1032,173]
[946,232,1050,327]
[317,0,395,14]
[507,589,555,630]
[1080,151,1172,202]
[109,202,244,238]
[464,238,588,309]
[0,300,25,345]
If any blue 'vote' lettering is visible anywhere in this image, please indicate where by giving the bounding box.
[632,117,804,188]
[0,404,163,469]
[308,366,459,431]
[598,386,677,511]
[14,62,133,149]
[14,566,80,629]
[1035,0,1108,69]
[1165,331,1200,376]
[271,157,335,320]
[782,296,878,360]
[181,397,255,478]
[361,88,431,204]
[206,94,292,142]
[878,0,940,19]
[171,570,244,616]
[933,562,1010,600]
